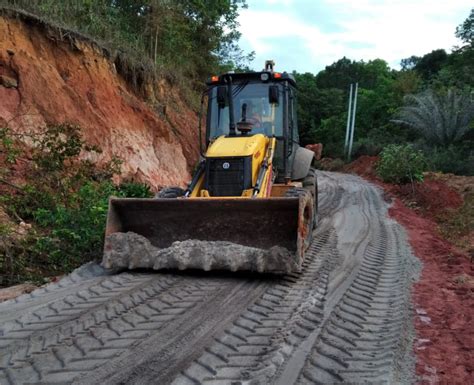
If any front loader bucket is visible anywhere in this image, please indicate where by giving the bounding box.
[103,197,312,274]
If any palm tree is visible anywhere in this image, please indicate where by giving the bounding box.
[392,89,474,145]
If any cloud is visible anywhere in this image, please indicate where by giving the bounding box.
[237,0,472,73]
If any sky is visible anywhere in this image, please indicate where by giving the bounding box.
[237,0,473,73]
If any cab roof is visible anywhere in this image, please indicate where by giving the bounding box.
[207,71,296,87]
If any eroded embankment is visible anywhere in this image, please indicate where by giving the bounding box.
[0,8,199,189]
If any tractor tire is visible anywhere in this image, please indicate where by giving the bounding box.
[302,167,319,228]
[285,186,314,253]
[156,187,185,198]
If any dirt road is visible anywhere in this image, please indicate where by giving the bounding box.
[0,172,419,384]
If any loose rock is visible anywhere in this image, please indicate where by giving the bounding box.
[0,74,18,88]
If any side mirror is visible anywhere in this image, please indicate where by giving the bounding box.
[217,86,228,107]
[269,85,279,104]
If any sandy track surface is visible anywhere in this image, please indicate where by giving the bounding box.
[0,172,419,385]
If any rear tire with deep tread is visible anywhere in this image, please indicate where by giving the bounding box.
[285,187,314,252]
[156,187,185,198]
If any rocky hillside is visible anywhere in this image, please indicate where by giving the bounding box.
[0,10,200,189]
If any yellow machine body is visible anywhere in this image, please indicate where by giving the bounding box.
[190,134,275,199]
[103,132,314,273]
[103,64,316,274]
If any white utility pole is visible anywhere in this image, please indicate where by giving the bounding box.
[344,83,353,154]
[347,83,359,161]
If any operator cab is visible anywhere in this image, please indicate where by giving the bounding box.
[207,81,284,137]
[203,62,299,182]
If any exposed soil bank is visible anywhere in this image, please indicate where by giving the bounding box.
[389,200,473,384]
[0,9,199,189]
[345,156,465,218]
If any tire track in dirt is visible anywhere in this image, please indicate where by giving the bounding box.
[0,263,111,322]
[297,218,416,384]
[170,229,340,385]
[290,173,418,385]
[167,172,418,385]
[74,277,270,385]
[0,273,173,349]
[0,276,223,384]
[0,172,419,385]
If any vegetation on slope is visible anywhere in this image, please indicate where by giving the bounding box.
[0,124,153,286]
[0,0,253,93]
[0,1,256,286]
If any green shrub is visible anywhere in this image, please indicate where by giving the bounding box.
[32,181,115,268]
[0,1,251,88]
[425,144,474,176]
[0,126,19,166]
[30,180,152,270]
[352,137,384,157]
[377,144,427,184]
[116,181,153,198]
[0,123,153,284]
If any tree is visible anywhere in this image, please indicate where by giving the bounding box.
[413,49,449,80]
[392,89,474,146]
[393,70,422,98]
[294,72,345,145]
[315,57,356,89]
[456,8,474,47]
[295,58,400,155]
[0,0,252,81]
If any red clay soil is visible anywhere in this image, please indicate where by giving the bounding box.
[346,155,473,383]
[0,12,200,190]
[395,180,463,221]
[344,155,379,178]
[345,156,464,218]
[390,200,473,384]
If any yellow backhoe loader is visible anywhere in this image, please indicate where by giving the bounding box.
[102,61,318,274]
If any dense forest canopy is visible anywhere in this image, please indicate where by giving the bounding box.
[0,0,253,80]
[1,1,472,174]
